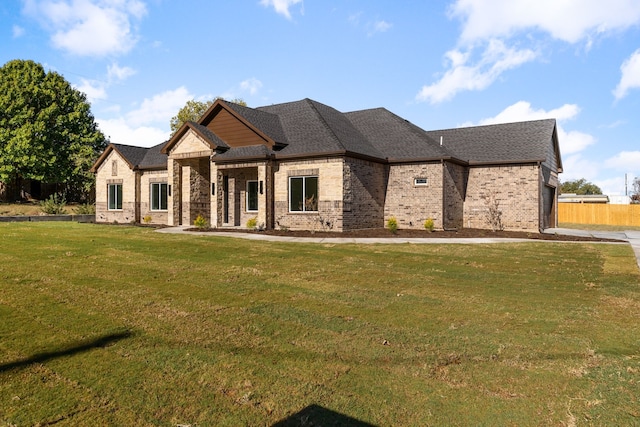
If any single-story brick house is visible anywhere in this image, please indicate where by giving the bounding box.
[91,98,562,232]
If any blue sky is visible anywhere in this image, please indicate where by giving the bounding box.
[2,0,640,195]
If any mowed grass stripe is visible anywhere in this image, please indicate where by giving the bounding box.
[0,222,639,425]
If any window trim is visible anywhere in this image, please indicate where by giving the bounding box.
[150,182,168,211]
[246,180,258,212]
[289,175,319,213]
[414,177,428,186]
[108,183,122,211]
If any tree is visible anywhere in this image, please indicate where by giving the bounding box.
[560,178,602,195]
[632,177,640,203]
[0,59,107,201]
[169,97,246,135]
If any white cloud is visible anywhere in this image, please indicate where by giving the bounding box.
[95,86,193,146]
[22,0,147,57]
[240,78,263,95]
[449,0,640,44]
[259,0,303,20]
[613,48,640,100]
[416,39,538,103]
[368,20,392,36]
[97,117,169,147]
[75,78,108,102]
[72,62,136,103]
[12,25,25,38]
[467,101,596,155]
[108,63,136,82]
[561,154,601,181]
[604,151,640,170]
[419,0,640,103]
[125,86,192,127]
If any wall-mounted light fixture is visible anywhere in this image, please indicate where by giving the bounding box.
[211,183,215,195]
[259,181,264,194]
[168,185,172,196]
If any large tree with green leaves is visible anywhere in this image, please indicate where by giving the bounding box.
[0,59,107,201]
[170,97,246,135]
[560,178,603,195]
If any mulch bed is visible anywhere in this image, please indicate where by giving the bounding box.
[185,227,622,242]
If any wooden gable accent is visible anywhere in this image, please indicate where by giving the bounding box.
[203,102,274,149]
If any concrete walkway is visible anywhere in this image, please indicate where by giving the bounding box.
[157,226,640,269]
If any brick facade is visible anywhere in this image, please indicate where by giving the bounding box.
[463,165,540,231]
[384,162,444,229]
[273,158,344,231]
[95,150,137,223]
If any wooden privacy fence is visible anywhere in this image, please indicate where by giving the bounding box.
[559,203,640,226]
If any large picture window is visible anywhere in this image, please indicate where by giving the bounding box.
[289,176,318,212]
[151,182,168,211]
[246,181,258,212]
[108,184,122,210]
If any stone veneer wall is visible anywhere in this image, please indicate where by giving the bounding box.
[186,158,210,226]
[443,162,467,230]
[384,162,444,229]
[273,158,344,231]
[139,170,169,224]
[342,157,387,230]
[463,164,540,231]
[95,150,137,223]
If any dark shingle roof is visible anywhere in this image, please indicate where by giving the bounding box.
[109,142,167,170]
[424,119,557,164]
[111,143,148,168]
[214,145,274,162]
[258,99,384,159]
[100,100,559,169]
[138,142,168,169]
[345,108,454,161]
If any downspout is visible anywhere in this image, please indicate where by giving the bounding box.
[441,159,446,231]
[538,161,543,233]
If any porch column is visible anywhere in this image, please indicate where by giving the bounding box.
[167,158,178,226]
[257,161,273,230]
[210,162,218,228]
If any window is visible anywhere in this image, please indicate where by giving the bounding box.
[246,180,258,212]
[289,176,318,212]
[414,178,428,186]
[108,184,122,210]
[150,182,168,211]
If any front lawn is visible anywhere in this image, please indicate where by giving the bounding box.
[1,223,639,426]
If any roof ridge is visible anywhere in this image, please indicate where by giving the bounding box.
[429,118,556,133]
[304,99,346,151]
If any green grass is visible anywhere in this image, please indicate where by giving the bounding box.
[1,223,639,426]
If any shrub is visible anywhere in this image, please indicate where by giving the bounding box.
[246,217,257,229]
[387,216,398,234]
[193,214,207,228]
[75,203,95,215]
[40,194,67,215]
[143,215,152,224]
[424,218,434,232]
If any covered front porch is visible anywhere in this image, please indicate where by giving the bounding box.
[211,161,274,229]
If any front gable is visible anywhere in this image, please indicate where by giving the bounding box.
[169,129,214,159]
[91,144,136,173]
